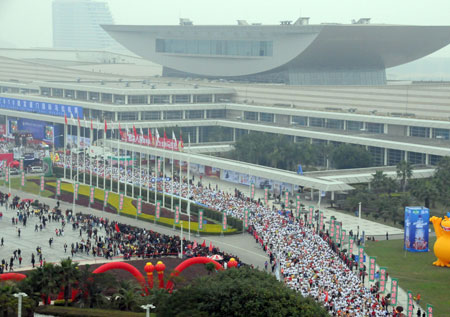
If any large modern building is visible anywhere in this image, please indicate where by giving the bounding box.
[102,18,450,85]
[53,0,119,51]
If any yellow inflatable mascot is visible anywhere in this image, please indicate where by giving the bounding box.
[430,214,450,267]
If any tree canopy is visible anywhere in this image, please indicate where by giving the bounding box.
[156,267,327,317]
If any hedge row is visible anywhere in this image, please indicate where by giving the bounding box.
[35,305,148,317]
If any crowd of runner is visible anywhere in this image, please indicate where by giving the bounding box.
[51,153,410,316]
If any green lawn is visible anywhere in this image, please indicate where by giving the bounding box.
[365,238,450,316]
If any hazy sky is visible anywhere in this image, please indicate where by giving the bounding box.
[1,0,450,56]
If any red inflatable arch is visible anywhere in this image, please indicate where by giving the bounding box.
[93,262,147,293]
[166,257,224,291]
[0,273,27,282]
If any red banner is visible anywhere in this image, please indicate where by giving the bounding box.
[0,124,6,135]
[0,153,14,166]
[120,131,182,151]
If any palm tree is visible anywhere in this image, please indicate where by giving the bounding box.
[371,171,390,193]
[39,263,62,305]
[73,265,112,308]
[58,258,80,306]
[396,160,413,192]
[410,179,438,208]
[111,280,142,311]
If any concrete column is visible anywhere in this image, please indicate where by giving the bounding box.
[383,124,388,134]
[212,94,215,103]
[310,189,314,200]
[125,95,129,105]
[406,126,410,136]
[233,128,236,142]
[147,95,151,104]
[306,117,310,127]
[204,110,207,119]
[183,110,186,119]
[169,95,173,104]
[429,128,433,138]
[404,151,408,162]
[138,111,142,120]
[196,127,200,143]
[425,154,430,165]
[190,95,194,103]
[161,111,164,120]
[343,120,347,130]
[384,148,388,166]
[331,191,335,201]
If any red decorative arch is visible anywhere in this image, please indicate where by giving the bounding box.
[0,273,27,282]
[93,262,147,293]
[166,257,223,291]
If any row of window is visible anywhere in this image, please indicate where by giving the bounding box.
[155,39,273,57]
[91,109,227,121]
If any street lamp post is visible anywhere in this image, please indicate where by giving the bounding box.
[140,304,156,317]
[13,292,27,317]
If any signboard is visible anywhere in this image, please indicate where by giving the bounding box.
[56,179,61,196]
[198,210,204,230]
[319,212,324,230]
[119,193,124,211]
[369,257,376,281]
[5,168,9,182]
[40,176,44,191]
[341,229,346,244]
[404,206,429,252]
[379,267,387,293]
[155,200,160,219]
[0,124,5,135]
[251,183,255,199]
[244,209,249,230]
[296,199,301,219]
[308,206,313,225]
[21,171,25,186]
[174,205,180,224]
[89,187,95,204]
[390,278,399,306]
[0,96,83,118]
[284,191,289,208]
[330,218,335,240]
[222,211,227,231]
[19,159,23,171]
[103,190,109,207]
[120,130,181,151]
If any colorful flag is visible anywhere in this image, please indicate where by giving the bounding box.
[174,205,180,224]
[198,210,204,230]
[222,211,227,231]
[103,190,109,207]
[104,119,107,133]
[390,278,399,306]
[90,119,93,130]
[40,176,45,191]
[379,267,387,293]
[64,113,68,125]
[369,257,376,281]
[155,200,161,219]
[89,186,95,204]
[133,125,138,139]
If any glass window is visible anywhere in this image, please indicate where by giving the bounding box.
[207,109,226,119]
[367,123,384,134]
[186,110,204,119]
[347,121,364,131]
[151,95,170,104]
[194,94,212,103]
[101,93,112,103]
[64,90,75,98]
[368,146,384,166]
[52,88,63,97]
[103,111,114,121]
[215,94,232,103]
[173,95,190,103]
[292,116,307,126]
[432,128,450,140]
[164,111,182,120]
[142,111,161,120]
[118,112,138,121]
[113,95,125,104]
[260,112,274,123]
[75,91,87,101]
[430,155,442,165]
[244,111,258,121]
[155,39,273,57]
[408,152,425,164]
[326,119,344,130]
[387,149,404,165]
[410,126,429,138]
[89,92,99,102]
[128,95,147,104]
[41,87,51,96]
[309,117,325,127]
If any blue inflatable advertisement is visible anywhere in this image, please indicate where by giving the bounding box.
[404,207,429,252]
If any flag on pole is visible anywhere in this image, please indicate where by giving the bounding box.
[198,210,204,230]
[209,242,213,252]
[155,129,160,146]
[104,119,107,133]
[115,223,120,233]
[148,128,153,146]
[64,113,68,125]
[133,125,138,140]
[77,115,81,128]
[90,119,93,131]
[201,240,206,248]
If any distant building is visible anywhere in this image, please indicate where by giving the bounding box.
[52,0,119,51]
[103,19,450,85]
